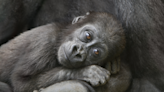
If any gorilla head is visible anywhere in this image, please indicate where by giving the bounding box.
[58,12,125,68]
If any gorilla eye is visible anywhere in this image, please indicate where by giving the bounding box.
[86,32,91,40]
[93,49,99,55]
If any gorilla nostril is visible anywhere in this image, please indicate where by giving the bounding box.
[72,45,78,53]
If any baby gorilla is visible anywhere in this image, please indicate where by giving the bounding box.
[0,12,130,92]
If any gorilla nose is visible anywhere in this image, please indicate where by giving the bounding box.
[70,44,86,62]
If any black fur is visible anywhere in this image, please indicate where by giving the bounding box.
[0,12,130,92]
[0,0,164,92]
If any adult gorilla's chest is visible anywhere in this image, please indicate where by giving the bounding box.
[30,0,115,28]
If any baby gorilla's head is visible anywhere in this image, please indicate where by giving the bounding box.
[58,12,125,68]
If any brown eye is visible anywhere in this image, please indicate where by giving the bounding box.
[86,32,91,40]
[93,49,99,55]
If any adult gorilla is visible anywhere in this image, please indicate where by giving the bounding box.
[0,0,164,92]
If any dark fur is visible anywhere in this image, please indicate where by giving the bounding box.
[0,0,164,92]
[0,0,44,45]
[0,82,12,92]
[0,12,131,92]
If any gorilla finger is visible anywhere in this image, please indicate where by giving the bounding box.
[105,74,110,81]
[100,76,106,85]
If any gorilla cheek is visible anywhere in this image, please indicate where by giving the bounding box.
[57,45,70,67]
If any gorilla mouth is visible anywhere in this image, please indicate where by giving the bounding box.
[64,46,85,68]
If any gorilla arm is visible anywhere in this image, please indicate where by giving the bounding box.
[5,23,60,92]
[35,61,131,92]
[36,80,95,92]
[11,64,110,92]
[37,65,110,88]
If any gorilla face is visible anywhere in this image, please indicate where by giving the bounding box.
[58,12,125,69]
[58,24,109,68]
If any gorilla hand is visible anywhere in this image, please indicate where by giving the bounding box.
[79,65,110,86]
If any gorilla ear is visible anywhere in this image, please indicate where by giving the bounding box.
[72,16,86,24]
[72,12,90,24]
